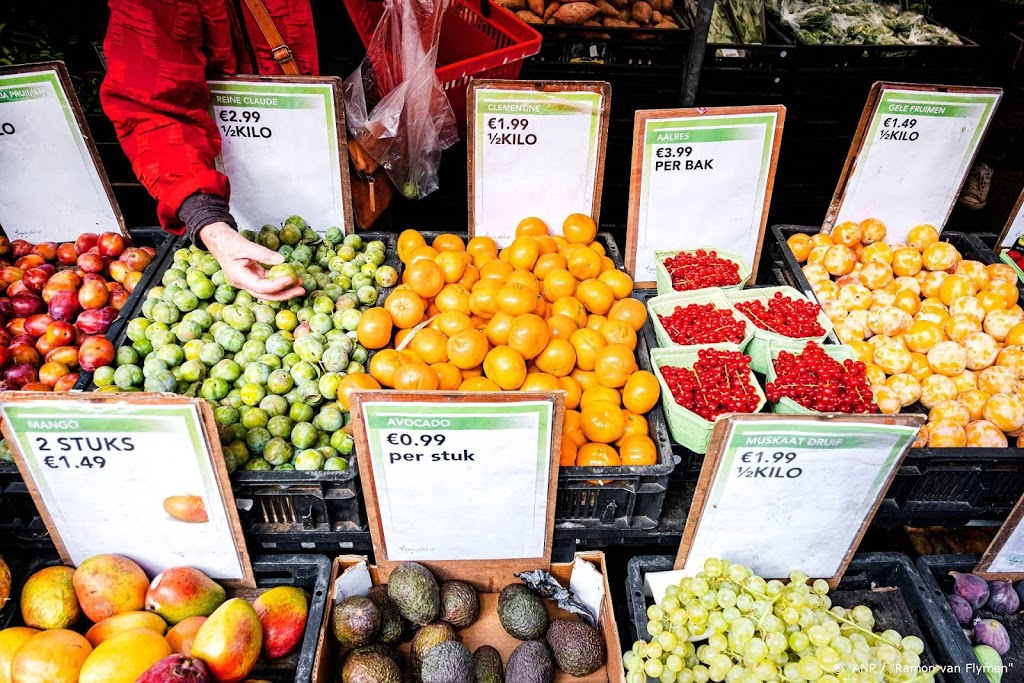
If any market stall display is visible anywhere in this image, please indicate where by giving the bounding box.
[768,0,962,46]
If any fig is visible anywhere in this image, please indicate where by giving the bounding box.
[985,580,1019,616]
[1016,582,1024,611]
[947,594,974,626]
[136,654,211,683]
[973,618,1010,655]
[951,571,990,610]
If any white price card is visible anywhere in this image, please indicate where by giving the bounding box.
[353,393,559,563]
[997,189,1024,250]
[677,415,920,585]
[0,395,253,584]
[469,81,609,247]
[829,84,1001,243]
[0,63,123,242]
[626,106,784,287]
[209,77,352,235]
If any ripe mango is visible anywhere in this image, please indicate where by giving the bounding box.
[20,566,80,630]
[163,496,209,523]
[85,611,168,647]
[145,567,226,625]
[192,599,263,683]
[251,586,308,659]
[166,616,207,656]
[0,628,38,683]
[10,629,91,683]
[73,554,149,622]
[78,628,172,683]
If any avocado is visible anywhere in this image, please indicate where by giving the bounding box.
[546,619,606,676]
[368,584,405,643]
[411,621,459,682]
[439,580,480,629]
[472,645,503,683]
[341,650,401,683]
[505,641,553,683]
[331,595,381,647]
[343,643,401,669]
[497,584,548,640]
[388,562,440,625]
[421,641,473,683]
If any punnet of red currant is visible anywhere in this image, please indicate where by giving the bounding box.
[660,349,762,421]
[765,341,878,414]
[734,292,825,339]
[657,302,746,346]
[663,250,741,291]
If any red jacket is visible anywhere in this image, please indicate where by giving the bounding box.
[100,0,319,233]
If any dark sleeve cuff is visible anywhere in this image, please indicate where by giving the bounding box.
[178,193,237,249]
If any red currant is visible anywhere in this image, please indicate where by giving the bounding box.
[765,341,877,414]
[662,349,761,421]
[663,250,741,291]
[734,292,825,338]
[658,303,746,345]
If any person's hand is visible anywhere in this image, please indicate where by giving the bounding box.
[199,222,305,301]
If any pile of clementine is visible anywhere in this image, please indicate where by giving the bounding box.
[355,214,661,468]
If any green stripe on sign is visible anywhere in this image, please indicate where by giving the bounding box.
[5,416,181,434]
[369,415,538,431]
[211,93,315,110]
[878,97,978,119]
[0,85,50,103]
[646,126,763,145]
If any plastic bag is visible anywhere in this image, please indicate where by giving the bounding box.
[343,0,460,199]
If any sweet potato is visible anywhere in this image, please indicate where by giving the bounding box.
[631,1,652,23]
[654,19,677,28]
[516,10,544,23]
[543,1,560,19]
[627,19,639,25]
[527,0,544,16]
[561,0,593,4]
[595,0,618,16]
[609,0,629,9]
[497,0,527,11]
[651,10,662,22]
[617,8,631,20]
[602,16,629,26]
[554,1,599,23]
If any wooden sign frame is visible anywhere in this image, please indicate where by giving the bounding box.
[624,105,785,287]
[675,413,924,588]
[995,187,1024,251]
[0,392,255,588]
[208,74,355,235]
[0,61,127,238]
[466,79,611,238]
[975,493,1024,579]
[823,81,1003,234]
[350,390,564,586]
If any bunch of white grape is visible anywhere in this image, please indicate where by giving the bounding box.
[623,558,934,683]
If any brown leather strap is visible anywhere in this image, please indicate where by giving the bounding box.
[241,0,301,76]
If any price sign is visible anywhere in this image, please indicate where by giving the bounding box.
[0,394,253,585]
[675,414,921,586]
[626,106,785,287]
[976,488,1024,578]
[208,77,353,235]
[996,188,1024,252]
[0,62,123,241]
[469,81,610,246]
[352,392,561,565]
[828,83,1001,243]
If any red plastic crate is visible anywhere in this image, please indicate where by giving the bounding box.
[343,0,541,127]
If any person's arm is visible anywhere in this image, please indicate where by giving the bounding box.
[100,0,303,301]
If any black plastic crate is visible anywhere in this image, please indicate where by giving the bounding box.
[917,554,1012,683]
[626,553,961,682]
[0,463,52,549]
[694,21,795,107]
[1,554,330,683]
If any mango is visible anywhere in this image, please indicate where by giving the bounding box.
[0,556,10,607]
[85,611,168,647]
[166,616,207,656]
[163,496,209,523]
[146,567,226,625]
[10,629,91,683]
[0,628,38,683]
[20,566,80,630]
[137,655,210,683]
[192,599,263,683]
[252,586,308,659]
[73,554,149,622]
[78,628,172,683]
